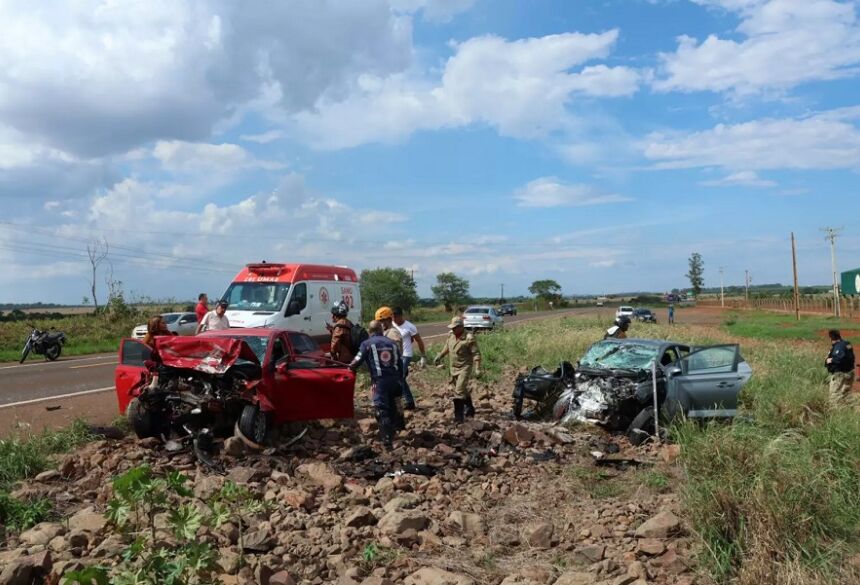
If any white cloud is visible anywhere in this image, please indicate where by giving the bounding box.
[643,107,860,170]
[152,141,284,173]
[358,211,409,224]
[700,170,777,187]
[514,177,632,208]
[239,130,284,144]
[0,1,413,157]
[294,31,640,149]
[655,0,860,95]
[43,200,61,211]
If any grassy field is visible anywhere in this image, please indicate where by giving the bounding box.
[722,310,860,341]
[424,316,859,584]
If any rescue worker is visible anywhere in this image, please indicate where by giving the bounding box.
[434,318,482,422]
[825,329,855,406]
[604,316,630,339]
[374,306,403,353]
[349,320,402,450]
[327,301,354,363]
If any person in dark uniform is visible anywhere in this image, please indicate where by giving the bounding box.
[604,316,630,339]
[349,320,402,450]
[825,329,855,406]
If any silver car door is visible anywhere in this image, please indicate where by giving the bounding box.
[669,344,741,418]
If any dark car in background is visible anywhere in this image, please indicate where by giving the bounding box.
[499,303,518,316]
[633,308,657,323]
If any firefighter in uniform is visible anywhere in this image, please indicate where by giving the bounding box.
[604,316,630,339]
[327,301,354,364]
[374,306,403,353]
[434,318,482,422]
[825,329,856,406]
[349,320,402,450]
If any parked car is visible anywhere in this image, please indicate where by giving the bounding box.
[552,338,752,444]
[114,328,356,452]
[463,305,504,331]
[131,312,198,339]
[498,303,518,316]
[615,306,634,319]
[632,308,657,323]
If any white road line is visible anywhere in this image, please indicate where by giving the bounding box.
[0,354,116,371]
[69,361,117,370]
[0,386,115,409]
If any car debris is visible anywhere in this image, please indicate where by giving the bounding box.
[517,338,752,444]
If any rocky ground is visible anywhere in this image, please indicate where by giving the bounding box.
[0,367,704,585]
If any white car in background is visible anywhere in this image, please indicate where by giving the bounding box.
[131,312,199,340]
[463,305,504,331]
[615,306,634,319]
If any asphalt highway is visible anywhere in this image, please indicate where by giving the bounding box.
[0,309,593,412]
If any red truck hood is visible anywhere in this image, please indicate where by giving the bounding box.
[153,336,260,375]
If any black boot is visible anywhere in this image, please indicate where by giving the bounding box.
[375,408,395,450]
[453,399,465,423]
[464,396,475,418]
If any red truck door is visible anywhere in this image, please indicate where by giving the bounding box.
[114,339,151,414]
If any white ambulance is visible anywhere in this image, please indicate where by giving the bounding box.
[220,263,361,343]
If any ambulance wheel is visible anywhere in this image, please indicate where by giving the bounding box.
[128,398,156,439]
[236,404,269,448]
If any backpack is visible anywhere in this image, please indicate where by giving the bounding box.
[350,323,369,354]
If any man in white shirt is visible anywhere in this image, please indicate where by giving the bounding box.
[196,300,231,334]
[392,307,426,410]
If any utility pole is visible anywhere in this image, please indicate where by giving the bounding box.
[719,266,725,308]
[791,232,800,321]
[744,270,750,304]
[821,227,843,317]
[500,283,505,303]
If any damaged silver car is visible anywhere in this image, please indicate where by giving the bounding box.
[551,339,752,444]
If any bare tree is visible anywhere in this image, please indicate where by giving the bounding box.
[86,238,109,313]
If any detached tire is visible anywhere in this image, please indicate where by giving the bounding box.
[127,398,156,439]
[627,407,655,446]
[236,404,269,448]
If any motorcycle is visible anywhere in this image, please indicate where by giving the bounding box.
[511,361,575,420]
[20,324,67,363]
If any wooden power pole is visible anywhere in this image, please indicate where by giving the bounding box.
[791,232,800,321]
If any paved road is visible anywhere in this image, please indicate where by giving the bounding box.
[0,309,593,410]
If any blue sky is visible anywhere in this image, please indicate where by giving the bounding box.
[0,0,858,303]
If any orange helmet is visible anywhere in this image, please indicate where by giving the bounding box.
[374,306,394,320]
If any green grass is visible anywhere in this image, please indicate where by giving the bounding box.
[0,312,148,362]
[0,420,95,531]
[722,310,860,341]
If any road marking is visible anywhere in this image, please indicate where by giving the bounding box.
[68,361,117,369]
[0,354,116,371]
[0,386,114,410]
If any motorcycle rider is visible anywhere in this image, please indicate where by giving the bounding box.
[327,301,354,363]
[349,320,402,450]
[604,316,631,339]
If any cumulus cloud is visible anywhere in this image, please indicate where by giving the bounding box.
[514,177,632,208]
[152,141,284,173]
[293,31,640,149]
[655,0,860,95]
[390,0,477,22]
[643,107,860,170]
[0,0,413,157]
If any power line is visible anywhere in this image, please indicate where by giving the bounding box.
[821,226,844,317]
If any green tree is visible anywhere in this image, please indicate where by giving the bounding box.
[528,279,562,303]
[431,272,471,312]
[359,268,419,320]
[686,252,705,297]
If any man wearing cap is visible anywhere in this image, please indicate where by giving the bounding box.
[349,320,402,450]
[434,317,482,422]
[374,306,403,354]
[196,299,230,334]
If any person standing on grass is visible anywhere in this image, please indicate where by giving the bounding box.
[825,329,855,406]
[196,300,230,333]
[392,306,427,410]
[195,293,209,323]
[668,304,675,325]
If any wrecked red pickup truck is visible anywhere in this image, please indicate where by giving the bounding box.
[115,328,356,449]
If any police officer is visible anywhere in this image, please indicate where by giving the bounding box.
[604,316,630,339]
[349,320,402,450]
[825,329,855,406]
[327,301,354,364]
[434,317,482,422]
